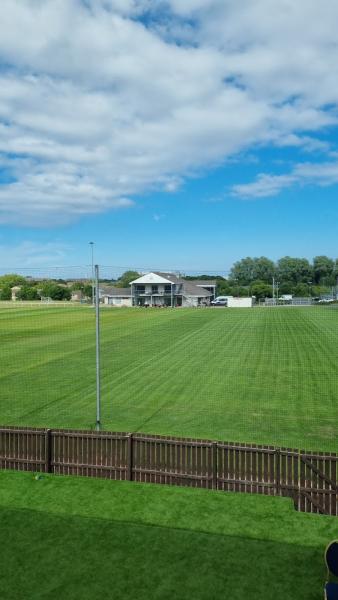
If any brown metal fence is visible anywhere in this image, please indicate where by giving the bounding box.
[0,426,337,516]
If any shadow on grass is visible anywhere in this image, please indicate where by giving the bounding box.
[0,507,324,600]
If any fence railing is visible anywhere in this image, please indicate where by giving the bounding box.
[0,426,337,516]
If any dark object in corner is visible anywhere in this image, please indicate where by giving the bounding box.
[325,541,338,599]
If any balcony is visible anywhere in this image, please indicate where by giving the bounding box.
[134,290,172,296]
[132,285,182,296]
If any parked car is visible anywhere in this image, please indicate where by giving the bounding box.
[211,296,231,306]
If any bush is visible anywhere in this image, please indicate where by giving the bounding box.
[0,286,12,300]
[16,287,39,301]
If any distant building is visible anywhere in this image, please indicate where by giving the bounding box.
[71,290,84,302]
[129,272,215,307]
[11,286,21,301]
[100,287,132,307]
[227,297,254,308]
[280,294,293,301]
[99,273,217,307]
[92,272,215,308]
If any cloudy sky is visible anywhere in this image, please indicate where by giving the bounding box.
[0,0,338,273]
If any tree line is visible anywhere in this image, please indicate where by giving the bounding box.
[183,256,338,299]
[219,256,338,299]
[0,256,337,301]
[0,274,92,301]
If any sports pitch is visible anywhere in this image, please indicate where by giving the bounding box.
[0,304,337,451]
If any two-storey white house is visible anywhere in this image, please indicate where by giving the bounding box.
[129,272,215,307]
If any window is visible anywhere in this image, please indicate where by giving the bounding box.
[164,284,171,294]
[152,285,158,294]
[135,285,145,293]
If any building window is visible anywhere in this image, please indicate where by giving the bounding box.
[135,285,145,293]
[152,285,158,294]
[164,284,171,294]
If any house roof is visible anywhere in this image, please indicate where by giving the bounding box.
[100,286,131,297]
[129,272,212,297]
[154,273,213,296]
[130,272,175,285]
[190,280,217,287]
[181,280,212,297]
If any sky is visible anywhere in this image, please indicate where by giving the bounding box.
[0,0,338,276]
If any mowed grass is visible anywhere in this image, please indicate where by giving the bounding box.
[0,470,337,599]
[0,304,337,450]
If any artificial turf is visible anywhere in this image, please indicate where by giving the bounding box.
[0,470,337,599]
[0,304,337,451]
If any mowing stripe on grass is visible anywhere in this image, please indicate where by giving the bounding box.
[0,306,337,450]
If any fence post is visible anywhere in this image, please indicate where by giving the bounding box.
[212,442,218,490]
[127,434,133,481]
[45,429,52,473]
[275,448,281,496]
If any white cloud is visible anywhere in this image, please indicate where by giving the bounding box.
[0,0,337,224]
[232,174,297,199]
[232,160,338,199]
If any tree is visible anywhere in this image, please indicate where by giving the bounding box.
[230,257,256,285]
[217,279,235,296]
[312,284,329,298]
[227,284,249,297]
[230,257,275,284]
[252,257,275,283]
[277,257,313,284]
[237,286,250,297]
[70,283,92,298]
[57,287,71,301]
[0,274,26,288]
[184,274,220,281]
[16,286,39,300]
[278,281,295,295]
[313,256,334,285]
[115,271,140,288]
[294,283,311,297]
[83,284,93,299]
[250,282,273,299]
[40,283,71,300]
[0,286,12,300]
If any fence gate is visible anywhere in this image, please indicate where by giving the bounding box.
[296,451,338,516]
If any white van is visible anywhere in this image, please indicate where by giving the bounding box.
[211,296,233,306]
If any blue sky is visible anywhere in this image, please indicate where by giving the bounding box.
[0,1,338,275]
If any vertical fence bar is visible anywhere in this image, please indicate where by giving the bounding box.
[127,434,133,481]
[95,264,101,431]
[45,428,52,473]
[212,442,218,490]
[275,448,280,496]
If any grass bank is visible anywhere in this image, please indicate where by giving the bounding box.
[0,470,337,599]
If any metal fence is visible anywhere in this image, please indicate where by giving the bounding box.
[1,425,337,516]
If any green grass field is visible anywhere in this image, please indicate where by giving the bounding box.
[0,304,337,451]
[0,470,337,599]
